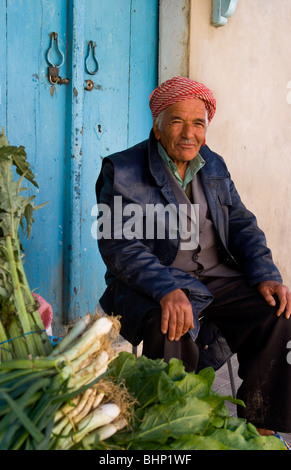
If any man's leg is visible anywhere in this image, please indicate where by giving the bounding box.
[141,307,200,372]
[202,276,291,433]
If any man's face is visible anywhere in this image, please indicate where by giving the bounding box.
[153,98,207,167]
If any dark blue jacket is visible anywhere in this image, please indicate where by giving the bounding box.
[96,131,282,350]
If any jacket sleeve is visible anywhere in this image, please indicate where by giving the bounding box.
[226,175,282,286]
[96,159,192,302]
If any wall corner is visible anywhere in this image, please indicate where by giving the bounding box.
[158,0,191,83]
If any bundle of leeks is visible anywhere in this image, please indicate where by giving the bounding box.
[0,313,131,450]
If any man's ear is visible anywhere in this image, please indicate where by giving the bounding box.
[152,121,161,141]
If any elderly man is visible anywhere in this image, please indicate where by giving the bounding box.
[96,76,291,438]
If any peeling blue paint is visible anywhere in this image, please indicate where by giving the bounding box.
[1,0,158,332]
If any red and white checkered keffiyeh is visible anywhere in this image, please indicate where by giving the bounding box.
[149,76,216,123]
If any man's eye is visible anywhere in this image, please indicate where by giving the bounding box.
[194,121,206,128]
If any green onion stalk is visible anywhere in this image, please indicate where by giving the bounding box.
[0,314,129,450]
[0,128,52,360]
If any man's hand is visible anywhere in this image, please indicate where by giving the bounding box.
[159,289,194,341]
[257,280,291,319]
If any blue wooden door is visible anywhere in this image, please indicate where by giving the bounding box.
[0,0,158,333]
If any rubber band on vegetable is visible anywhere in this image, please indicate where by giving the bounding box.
[0,330,46,346]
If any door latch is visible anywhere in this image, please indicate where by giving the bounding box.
[48,66,70,86]
[46,32,70,86]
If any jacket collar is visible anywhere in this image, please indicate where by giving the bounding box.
[148,130,169,187]
[147,130,180,207]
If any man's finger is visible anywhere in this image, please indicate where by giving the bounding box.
[280,292,291,319]
[161,307,170,335]
[174,315,184,341]
[261,288,276,307]
[167,313,178,341]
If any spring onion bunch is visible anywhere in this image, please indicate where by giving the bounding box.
[0,313,131,450]
[0,129,52,360]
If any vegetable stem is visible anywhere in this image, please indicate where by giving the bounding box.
[0,319,13,362]
[5,234,37,356]
[8,318,28,359]
[49,314,91,358]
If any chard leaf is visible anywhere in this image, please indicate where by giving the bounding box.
[201,394,245,417]
[157,370,182,404]
[108,351,137,381]
[197,366,216,391]
[109,352,167,407]
[171,368,210,399]
[132,396,212,443]
[169,434,227,450]
[105,354,287,451]
[166,357,187,380]
[126,440,172,450]
[209,424,286,450]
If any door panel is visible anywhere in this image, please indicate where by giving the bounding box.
[66,0,158,325]
[128,0,159,147]
[65,1,133,323]
[0,0,158,333]
[0,0,69,327]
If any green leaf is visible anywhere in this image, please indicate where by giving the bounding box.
[0,128,50,360]
[132,396,212,443]
[108,354,286,451]
[166,357,186,380]
[209,423,286,450]
[21,202,35,238]
[0,390,45,444]
[109,352,167,407]
[172,369,210,400]
[157,370,183,404]
[169,434,228,450]
[108,351,137,382]
[198,366,216,391]
[0,130,38,188]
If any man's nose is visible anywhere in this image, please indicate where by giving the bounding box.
[181,123,195,139]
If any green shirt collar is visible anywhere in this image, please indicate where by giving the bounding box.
[157,142,205,191]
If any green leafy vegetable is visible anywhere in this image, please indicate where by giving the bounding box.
[100,352,286,451]
[0,128,52,360]
[0,315,129,450]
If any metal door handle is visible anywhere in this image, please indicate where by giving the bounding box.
[85,41,99,75]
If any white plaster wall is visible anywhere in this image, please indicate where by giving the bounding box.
[189,0,291,284]
[159,0,190,82]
